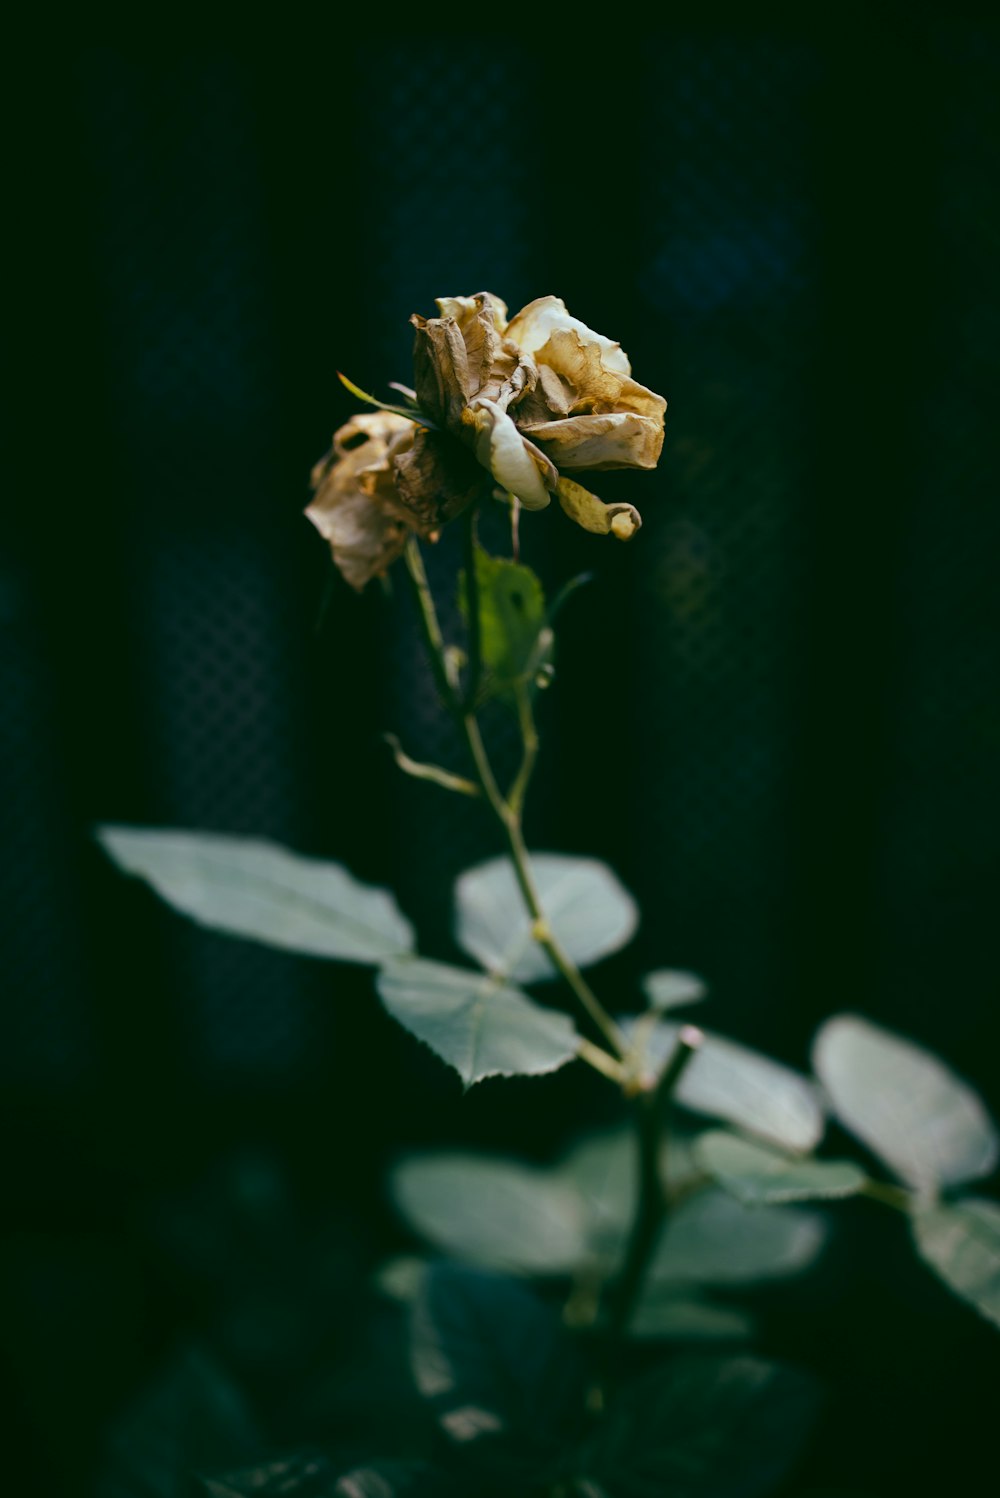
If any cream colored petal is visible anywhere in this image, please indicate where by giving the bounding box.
[305,485,409,591]
[532,328,626,410]
[521,411,664,471]
[436,291,508,331]
[506,295,631,376]
[468,403,553,511]
[326,410,413,465]
[613,378,667,421]
[556,476,642,540]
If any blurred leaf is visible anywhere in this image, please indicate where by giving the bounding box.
[650,1188,827,1287]
[332,1461,460,1496]
[912,1197,1000,1329]
[410,1265,585,1487]
[642,969,708,1011]
[101,1346,260,1498]
[97,828,414,964]
[631,1021,824,1153]
[376,957,579,1086]
[697,1131,867,1206]
[391,1154,588,1272]
[454,853,639,985]
[629,1291,755,1343]
[812,1014,998,1193]
[198,1455,334,1497]
[460,549,546,696]
[584,1353,821,1498]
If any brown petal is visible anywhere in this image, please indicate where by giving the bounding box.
[520,411,665,471]
[411,314,471,427]
[306,412,417,590]
[391,428,487,531]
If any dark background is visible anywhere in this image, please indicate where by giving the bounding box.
[3,18,999,1496]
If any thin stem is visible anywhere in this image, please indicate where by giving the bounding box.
[577,1036,627,1084]
[607,1027,703,1344]
[404,538,458,712]
[508,684,540,817]
[462,507,483,711]
[404,535,626,1061]
[861,1178,913,1213]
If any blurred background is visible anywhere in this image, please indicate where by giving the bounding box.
[3,19,999,1496]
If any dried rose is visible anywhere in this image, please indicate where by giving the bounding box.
[410,292,665,535]
[306,412,416,592]
[306,411,487,591]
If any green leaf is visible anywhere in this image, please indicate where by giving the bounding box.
[642,969,708,1011]
[376,957,580,1087]
[697,1130,867,1206]
[584,1353,821,1498]
[337,370,438,427]
[97,827,414,964]
[390,1153,588,1273]
[631,1020,824,1153]
[812,1014,999,1193]
[104,1345,261,1498]
[410,1266,585,1487]
[912,1197,1000,1330]
[460,548,546,697]
[332,1461,460,1497]
[629,1290,756,1343]
[454,853,639,985]
[650,1187,827,1286]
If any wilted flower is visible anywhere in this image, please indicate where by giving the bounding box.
[309,293,665,588]
[412,292,665,537]
[306,411,485,591]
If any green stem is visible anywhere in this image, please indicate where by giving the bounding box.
[607,1027,702,1345]
[402,537,626,1062]
[404,538,459,711]
[508,684,539,817]
[861,1178,913,1213]
[462,506,483,711]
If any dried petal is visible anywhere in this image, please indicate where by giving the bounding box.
[521,410,664,471]
[467,403,554,511]
[306,412,417,591]
[392,427,487,531]
[506,295,631,376]
[556,475,642,540]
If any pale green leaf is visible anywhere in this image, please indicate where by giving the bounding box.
[410,1266,582,1486]
[697,1130,867,1206]
[812,1014,998,1193]
[390,1153,588,1273]
[632,1020,824,1153]
[650,1187,827,1286]
[629,1290,755,1342]
[376,957,579,1086]
[454,853,639,985]
[643,969,708,1011]
[97,826,414,963]
[912,1197,1000,1330]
